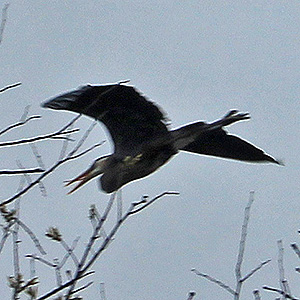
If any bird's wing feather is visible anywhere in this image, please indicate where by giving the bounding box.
[181,129,280,164]
[42,84,171,156]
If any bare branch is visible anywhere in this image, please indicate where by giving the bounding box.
[99,283,107,300]
[11,176,25,300]
[0,115,40,136]
[67,142,104,160]
[36,271,95,300]
[0,168,44,175]
[278,240,285,283]
[129,191,180,215]
[29,256,36,278]
[0,224,12,253]
[277,239,291,297]
[291,243,300,259]
[70,281,93,295]
[67,120,97,157]
[58,122,74,160]
[19,105,31,122]
[60,239,79,266]
[191,268,236,295]
[240,259,271,282]
[25,254,57,268]
[235,191,255,281]
[12,221,20,277]
[192,192,267,300]
[283,280,292,298]
[16,219,46,255]
[30,144,47,196]
[0,3,9,45]
[263,286,299,300]
[64,192,178,299]
[0,142,102,207]
[0,128,79,148]
[58,236,80,269]
[65,193,116,296]
[30,144,46,171]
[0,82,22,93]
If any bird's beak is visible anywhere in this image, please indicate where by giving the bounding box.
[65,158,106,194]
[65,168,95,194]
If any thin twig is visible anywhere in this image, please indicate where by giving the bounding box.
[0,3,9,45]
[25,254,57,268]
[191,268,236,295]
[0,168,44,175]
[0,142,102,206]
[0,128,79,148]
[16,160,32,186]
[19,105,31,122]
[30,144,46,172]
[283,280,292,298]
[234,191,255,299]
[240,259,271,282]
[54,258,62,286]
[58,123,74,161]
[263,286,299,299]
[30,256,36,278]
[0,82,21,93]
[70,281,93,295]
[67,120,97,157]
[236,191,254,279]
[37,192,176,300]
[12,178,24,300]
[65,193,116,296]
[0,224,12,253]
[130,191,180,214]
[60,239,79,266]
[192,192,268,300]
[58,236,80,269]
[30,144,47,197]
[36,271,95,300]
[277,239,288,296]
[12,217,20,278]
[0,115,40,136]
[64,192,178,299]
[16,219,46,255]
[100,283,107,300]
[291,243,300,259]
[79,193,179,286]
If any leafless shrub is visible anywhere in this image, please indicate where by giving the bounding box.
[192,192,271,299]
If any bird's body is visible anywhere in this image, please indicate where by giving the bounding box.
[42,83,280,193]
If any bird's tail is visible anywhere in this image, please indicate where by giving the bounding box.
[172,110,281,164]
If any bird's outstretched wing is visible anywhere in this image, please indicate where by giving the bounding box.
[42,84,171,156]
[180,128,280,164]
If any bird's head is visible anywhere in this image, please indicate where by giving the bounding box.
[65,155,110,194]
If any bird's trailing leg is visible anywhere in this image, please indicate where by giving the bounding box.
[208,110,250,131]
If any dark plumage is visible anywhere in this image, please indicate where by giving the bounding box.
[42,82,280,193]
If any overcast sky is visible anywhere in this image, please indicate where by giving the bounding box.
[1,1,300,299]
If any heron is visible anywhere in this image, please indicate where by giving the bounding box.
[42,82,280,194]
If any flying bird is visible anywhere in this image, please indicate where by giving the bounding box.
[42,82,280,194]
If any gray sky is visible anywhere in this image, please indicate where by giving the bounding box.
[1,1,299,299]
